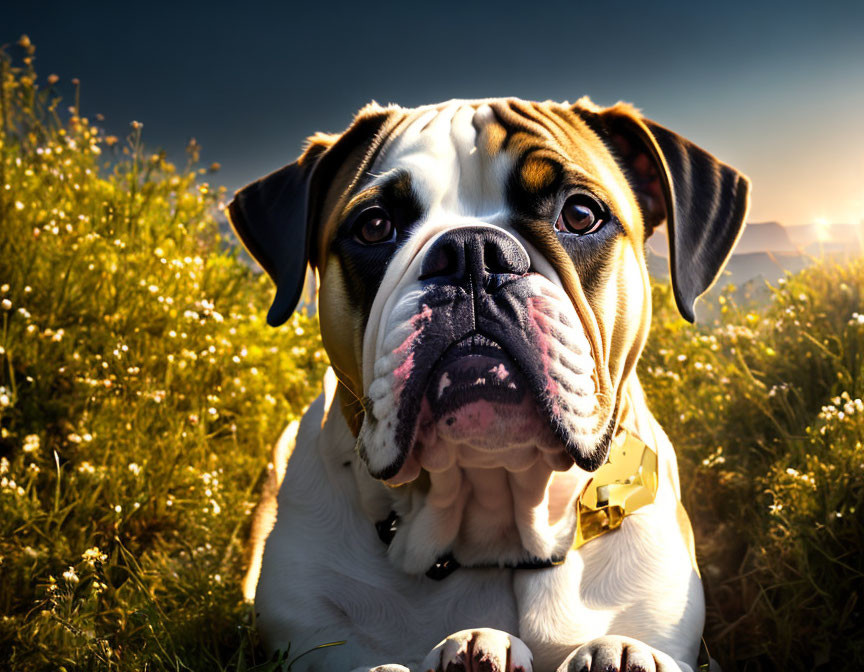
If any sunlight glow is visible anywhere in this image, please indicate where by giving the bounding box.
[814,217,831,243]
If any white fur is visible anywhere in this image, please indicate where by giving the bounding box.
[256,378,701,671]
[253,102,703,671]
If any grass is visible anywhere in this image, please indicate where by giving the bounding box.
[644,273,864,669]
[1,37,862,671]
[0,39,328,670]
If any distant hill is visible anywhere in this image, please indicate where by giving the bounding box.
[720,251,810,287]
[648,220,864,295]
[647,247,812,319]
[647,249,807,285]
[649,221,797,256]
[732,222,797,254]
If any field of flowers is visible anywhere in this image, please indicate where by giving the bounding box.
[0,41,328,670]
[1,39,862,671]
[644,269,864,669]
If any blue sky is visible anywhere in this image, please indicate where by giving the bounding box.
[6,0,864,226]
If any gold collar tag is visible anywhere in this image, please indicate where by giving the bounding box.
[572,430,659,549]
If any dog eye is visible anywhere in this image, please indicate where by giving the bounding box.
[554,195,605,235]
[353,207,396,245]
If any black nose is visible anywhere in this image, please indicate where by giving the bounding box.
[420,227,530,291]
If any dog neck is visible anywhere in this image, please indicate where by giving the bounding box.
[333,372,659,577]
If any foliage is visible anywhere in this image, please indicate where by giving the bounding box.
[0,39,328,670]
[643,269,864,670]
[1,37,862,672]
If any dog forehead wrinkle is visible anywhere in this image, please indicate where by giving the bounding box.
[473,103,496,130]
[451,103,479,148]
[372,102,513,220]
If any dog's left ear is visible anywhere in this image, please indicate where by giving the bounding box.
[228,103,395,327]
[575,100,751,322]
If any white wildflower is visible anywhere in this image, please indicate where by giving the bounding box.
[77,461,96,474]
[81,547,107,565]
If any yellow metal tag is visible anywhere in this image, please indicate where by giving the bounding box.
[572,431,659,549]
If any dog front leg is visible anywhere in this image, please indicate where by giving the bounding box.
[556,635,696,672]
[420,628,534,672]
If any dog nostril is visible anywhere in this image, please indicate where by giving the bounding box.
[421,243,460,279]
[485,239,530,276]
[483,242,497,274]
[484,241,510,275]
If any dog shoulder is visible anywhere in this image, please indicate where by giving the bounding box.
[242,390,328,601]
[516,480,704,669]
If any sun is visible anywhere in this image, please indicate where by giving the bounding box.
[814,217,831,243]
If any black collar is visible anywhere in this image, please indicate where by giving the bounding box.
[374,510,564,581]
[373,429,661,580]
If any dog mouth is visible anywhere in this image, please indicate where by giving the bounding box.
[376,327,576,485]
[426,333,527,421]
[360,281,609,482]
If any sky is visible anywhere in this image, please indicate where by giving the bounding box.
[5,0,864,228]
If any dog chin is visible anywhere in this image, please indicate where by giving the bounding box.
[359,288,612,482]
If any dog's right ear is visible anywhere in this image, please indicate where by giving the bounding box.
[227,140,330,327]
[227,104,395,327]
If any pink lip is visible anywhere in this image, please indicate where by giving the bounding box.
[392,303,434,393]
[527,295,561,417]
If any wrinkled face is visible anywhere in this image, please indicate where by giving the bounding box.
[315,99,653,482]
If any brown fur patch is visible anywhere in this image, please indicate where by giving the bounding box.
[481,120,507,157]
[520,156,557,192]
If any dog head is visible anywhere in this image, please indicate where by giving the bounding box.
[229,98,749,486]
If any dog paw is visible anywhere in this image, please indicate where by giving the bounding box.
[349,666,410,672]
[556,635,682,672]
[421,628,533,671]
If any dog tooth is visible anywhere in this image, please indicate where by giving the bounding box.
[489,363,509,380]
[437,372,452,399]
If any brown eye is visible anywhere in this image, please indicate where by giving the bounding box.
[354,208,395,244]
[554,195,605,235]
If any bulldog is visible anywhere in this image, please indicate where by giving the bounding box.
[228,97,749,672]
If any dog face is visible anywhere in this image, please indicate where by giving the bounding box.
[229,98,749,486]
